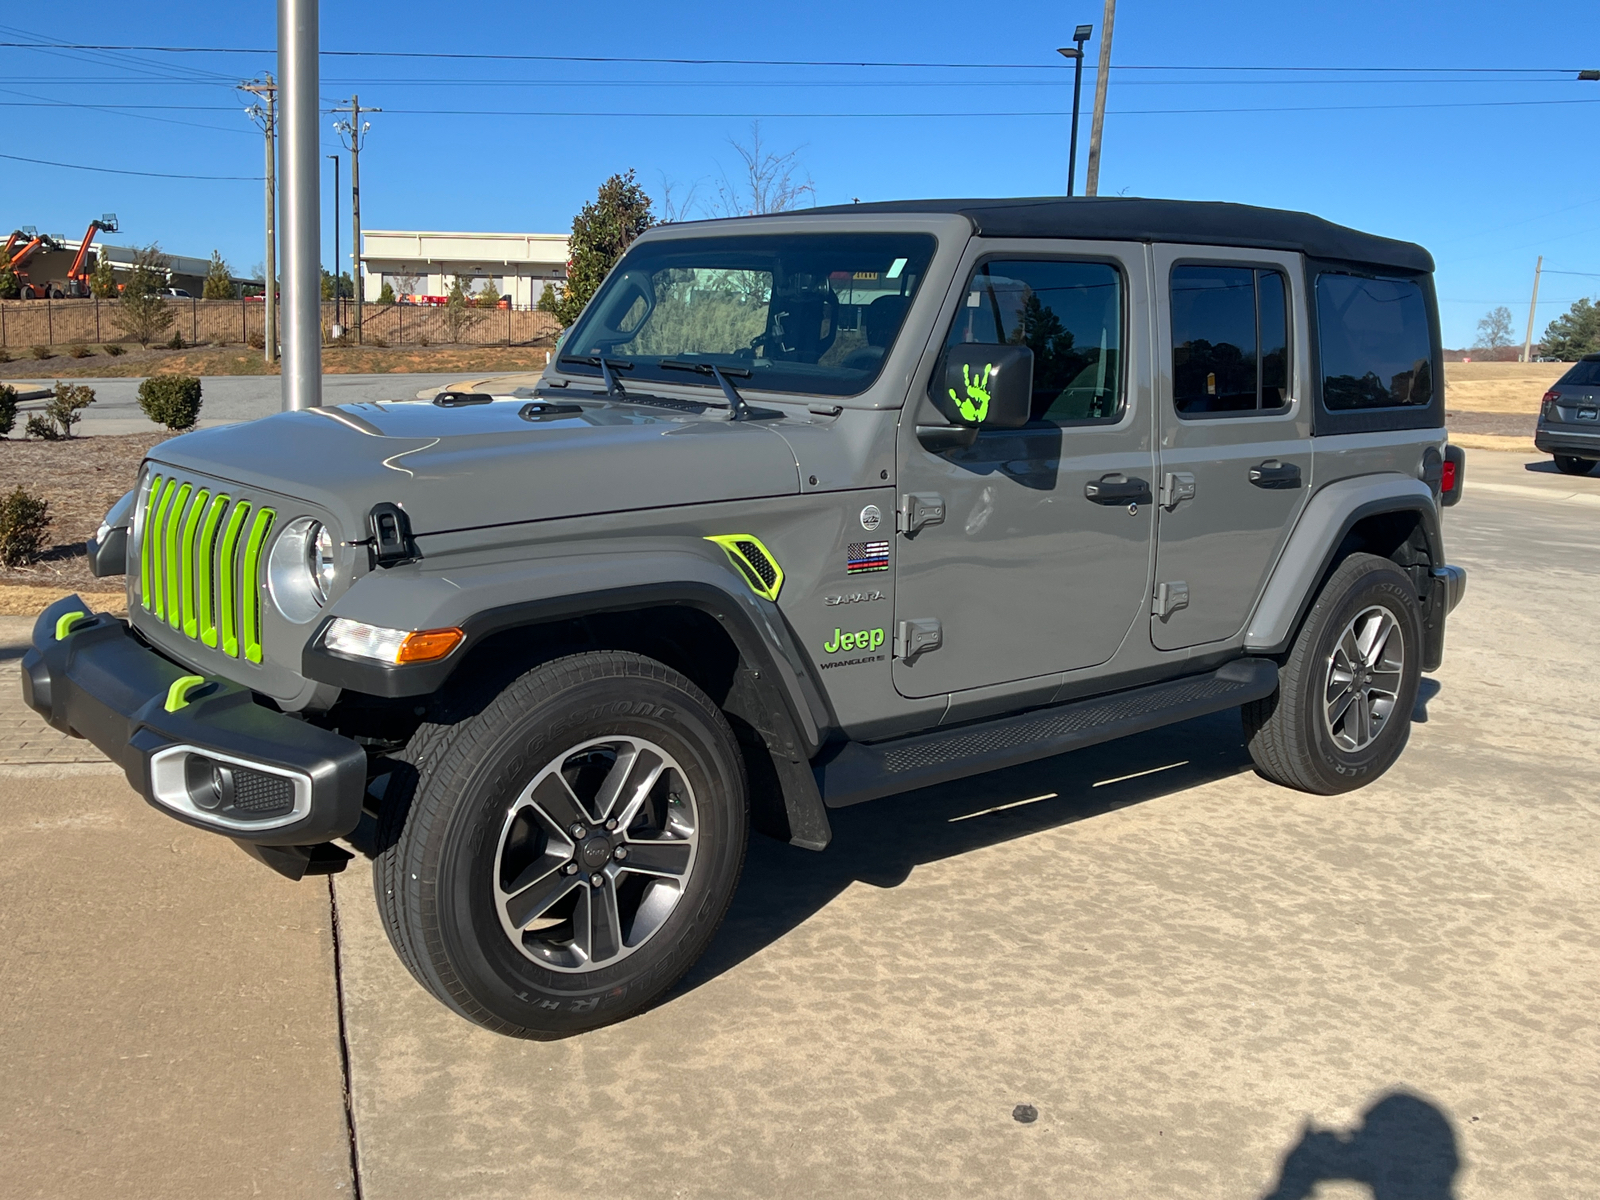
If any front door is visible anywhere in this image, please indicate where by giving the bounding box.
[1149,246,1313,651]
[892,243,1155,699]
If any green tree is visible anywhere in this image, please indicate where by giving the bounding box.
[1540,297,1600,360]
[320,268,354,300]
[88,253,117,298]
[443,275,484,341]
[0,257,18,300]
[554,169,655,327]
[201,250,234,299]
[474,277,502,308]
[111,244,175,347]
[376,280,396,305]
[536,283,559,314]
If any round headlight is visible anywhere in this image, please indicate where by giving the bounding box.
[268,517,339,624]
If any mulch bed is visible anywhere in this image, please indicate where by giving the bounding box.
[0,432,167,589]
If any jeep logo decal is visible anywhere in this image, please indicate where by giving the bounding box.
[824,627,885,654]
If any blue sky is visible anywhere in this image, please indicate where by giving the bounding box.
[3,0,1597,347]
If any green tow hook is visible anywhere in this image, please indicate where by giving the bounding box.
[164,675,208,713]
[54,610,88,641]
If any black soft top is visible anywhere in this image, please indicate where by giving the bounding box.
[803,196,1434,274]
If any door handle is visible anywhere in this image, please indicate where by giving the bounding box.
[1084,473,1152,506]
[1249,460,1302,489]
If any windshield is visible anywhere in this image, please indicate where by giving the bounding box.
[560,232,938,397]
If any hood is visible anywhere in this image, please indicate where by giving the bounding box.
[146,397,802,538]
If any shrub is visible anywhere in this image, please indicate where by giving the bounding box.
[246,329,266,350]
[31,344,53,360]
[166,331,186,350]
[66,342,92,359]
[0,486,50,567]
[103,343,126,357]
[0,384,17,437]
[137,375,202,430]
[110,244,177,346]
[0,347,11,364]
[365,333,388,348]
[27,382,96,439]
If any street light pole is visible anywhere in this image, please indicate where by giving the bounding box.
[1058,24,1093,196]
[279,0,321,410]
[1084,0,1117,196]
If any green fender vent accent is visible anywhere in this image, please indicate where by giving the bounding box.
[239,507,275,664]
[705,534,784,601]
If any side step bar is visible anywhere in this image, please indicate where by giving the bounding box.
[815,658,1278,809]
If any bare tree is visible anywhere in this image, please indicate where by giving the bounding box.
[656,175,703,224]
[1475,305,1514,350]
[709,123,816,218]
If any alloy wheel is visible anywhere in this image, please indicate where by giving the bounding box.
[1322,604,1405,753]
[492,735,698,973]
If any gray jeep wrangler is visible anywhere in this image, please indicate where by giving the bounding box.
[23,198,1467,1037]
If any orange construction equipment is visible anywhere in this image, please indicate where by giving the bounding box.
[65,213,118,295]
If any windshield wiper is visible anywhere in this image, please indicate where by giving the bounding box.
[657,359,782,421]
[559,355,632,397]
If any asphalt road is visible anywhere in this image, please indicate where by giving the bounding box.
[1,449,1596,1199]
[9,373,460,433]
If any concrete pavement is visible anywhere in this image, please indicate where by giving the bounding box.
[1,448,1597,1198]
[10,374,464,434]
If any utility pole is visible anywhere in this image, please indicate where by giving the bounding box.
[280,0,321,410]
[1522,255,1543,364]
[1084,0,1117,196]
[241,75,278,363]
[328,154,341,333]
[334,96,380,343]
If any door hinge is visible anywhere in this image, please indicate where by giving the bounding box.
[894,617,943,663]
[897,493,945,535]
[1160,472,1196,510]
[1154,581,1190,619]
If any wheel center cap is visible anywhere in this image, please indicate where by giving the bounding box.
[578,836,612,870]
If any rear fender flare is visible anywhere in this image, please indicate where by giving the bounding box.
[1245,474,1441,657]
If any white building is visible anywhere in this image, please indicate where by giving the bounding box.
[360,230,569,306]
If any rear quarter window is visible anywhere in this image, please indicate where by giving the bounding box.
[1315,273,1435,410]
[1556,359,1600,387]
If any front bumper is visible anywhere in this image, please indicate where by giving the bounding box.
[1535,424,1600,459]
[21,594,367,857]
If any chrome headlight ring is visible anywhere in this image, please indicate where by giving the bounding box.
[267,517,338,623]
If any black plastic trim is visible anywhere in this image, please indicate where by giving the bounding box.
[87,528,127,578]
[816,658,1279,809]
[22,594,367,848]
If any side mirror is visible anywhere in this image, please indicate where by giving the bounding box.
[939,344,1033,430]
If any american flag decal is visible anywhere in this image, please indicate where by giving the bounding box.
[846,541,890,574]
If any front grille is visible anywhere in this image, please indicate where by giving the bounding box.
[137,472,275,663]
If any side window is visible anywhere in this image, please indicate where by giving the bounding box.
[1170,264,1291,416]
[939,259,1124,423]
[1315,273,1433,410]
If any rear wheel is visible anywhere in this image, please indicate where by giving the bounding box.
[373,651,748,1037]
[1553,455,1596,476]
[1244,553,1423,794]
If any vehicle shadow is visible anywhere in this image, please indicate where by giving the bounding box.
[1412,677,1442,724]
[679,707,1257,995]
[1258,1089,1461,1199]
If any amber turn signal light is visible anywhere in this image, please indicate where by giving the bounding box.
[395,627,465,664]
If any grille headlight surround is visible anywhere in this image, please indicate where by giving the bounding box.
[267,517,338,623]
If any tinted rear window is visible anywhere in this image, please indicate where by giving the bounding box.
[1556,359,1600,387]
[1315,273,1434,410]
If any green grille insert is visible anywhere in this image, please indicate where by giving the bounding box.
[239,508,275,664]
[147,479,177,621]
[132,471,278,665]
[179,489,209,638]
[217,501,251,658]
[195,494,228,648]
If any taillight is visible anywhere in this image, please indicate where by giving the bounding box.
[1542,390,1560,403]
[1440,460,1457,494]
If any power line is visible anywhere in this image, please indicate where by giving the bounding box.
[0,75,1588,89]
[0,41,1590,73]
[0,150,260,180]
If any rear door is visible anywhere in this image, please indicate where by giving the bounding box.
[1149,245,1312,650]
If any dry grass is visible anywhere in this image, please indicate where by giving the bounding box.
[1442,361,1567,414]
[0,432,167,590]
[0,341,557,381]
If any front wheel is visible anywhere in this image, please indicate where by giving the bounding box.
[1553,455,1596,476]
[1243,552,1424,794]
[373,651,748,1037]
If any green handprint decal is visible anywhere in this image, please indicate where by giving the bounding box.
[948,362,993,424]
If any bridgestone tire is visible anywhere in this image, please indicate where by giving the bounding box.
[373,651,748,1037]
[1243,552,1424,795]
[1553,455,1596,476]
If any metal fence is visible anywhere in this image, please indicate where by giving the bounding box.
[0,297,560,349]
